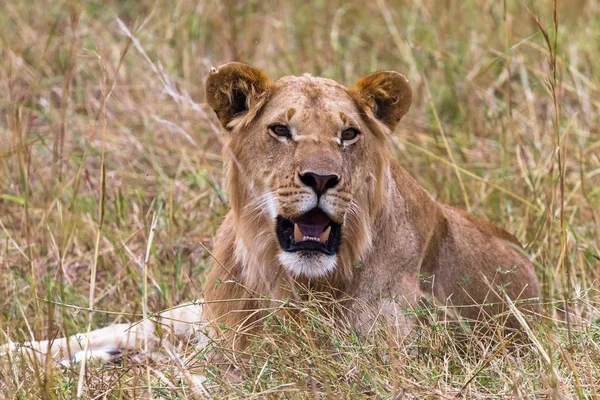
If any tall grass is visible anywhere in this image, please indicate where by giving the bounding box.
[1,0,599,398]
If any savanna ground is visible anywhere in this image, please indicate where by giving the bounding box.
[1,0,599,398]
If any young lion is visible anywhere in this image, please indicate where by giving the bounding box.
[3,63,540,364]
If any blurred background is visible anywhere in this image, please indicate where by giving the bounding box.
[1,0,599,397]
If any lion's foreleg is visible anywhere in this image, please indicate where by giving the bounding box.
[2,301,207,364]
[1,323,141,363]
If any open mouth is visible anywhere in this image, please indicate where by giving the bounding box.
[276,208,341,255]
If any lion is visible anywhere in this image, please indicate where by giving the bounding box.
[2,63,541,364]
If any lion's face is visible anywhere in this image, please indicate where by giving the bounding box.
[206,64,411,279]
[234,76,374,277]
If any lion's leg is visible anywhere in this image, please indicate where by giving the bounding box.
[349,296,418,338]
[2,323,137,363]
[2,301,207,364]
[348,273,424,337]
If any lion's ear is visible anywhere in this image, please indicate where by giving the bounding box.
[351,71,412,131]
[206,62,271,129]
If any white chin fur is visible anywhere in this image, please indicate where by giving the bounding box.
[278,251,337,279]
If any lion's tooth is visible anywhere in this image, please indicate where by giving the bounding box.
[320,226,331,243]
[294,224,303,242]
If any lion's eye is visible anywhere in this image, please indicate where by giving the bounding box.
[270,125,291,138]
[341,128,360,142]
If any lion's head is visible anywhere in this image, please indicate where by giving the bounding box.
[206,63,411,283]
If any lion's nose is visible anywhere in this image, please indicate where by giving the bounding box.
[299,172,340,197]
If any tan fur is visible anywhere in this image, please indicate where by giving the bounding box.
[2,63,540,364]
[2,303,207,364]
[202,63,541,348]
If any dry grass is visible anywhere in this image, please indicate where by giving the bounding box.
[1,0,599,398]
